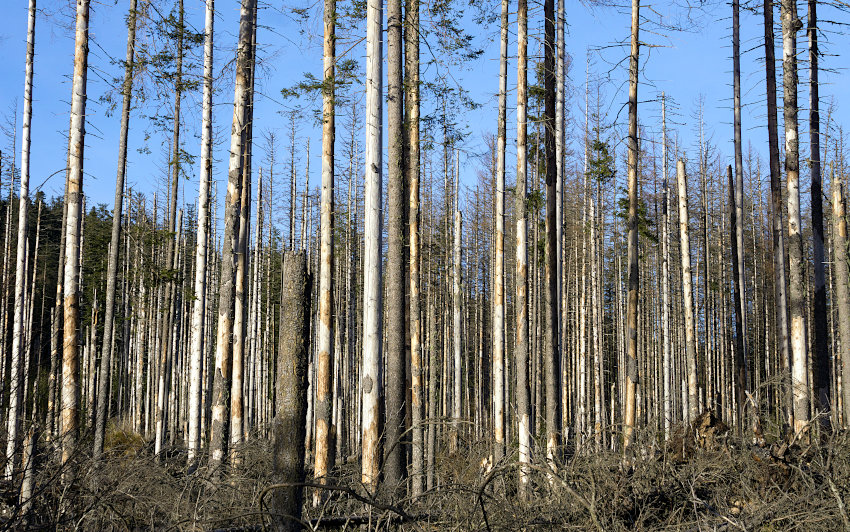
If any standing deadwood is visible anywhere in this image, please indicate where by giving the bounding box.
[94,0,138,461]
[732,0,750,434]
[515,0,531,495]
[764,0,793,426]
[555,0,565,429]
[62,0,91,466]
[384,0,405,490]
[780,0,810,434]
[677,160,699,424]
[492,0,509,465]
[451,209,462,452]
[623,0,640,452]
[155,0,185,458]
[832,170,850,426]
[361,0,383,489]
[661,93,672,439]
[728,165,747,432]
[188,0,214,466]
[808,0,829,416]
[313,0,336,500]
[209,0,255,472]
[543,0,561,463]
[405,0,424,496]
[5,0,36,479]
[271,252,311,532]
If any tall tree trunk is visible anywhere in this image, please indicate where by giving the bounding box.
[543,0,561,464]
[314,0,336,498]
[661,93,672,440]
[271,252,310,532]
[515,0,531,494]
[405,0,423,495]
[731,0,750,435]
[677,160,699,424]
[808,0,829,417]
[61,0,91,467]
[780,0,809,434]
[93,0,138,461]
[361,0,383,489]
[451,209,462,452]
[209,0,255,473]
[623,0,640,452]
[5,0,36,479]
[384,0,405,490]
[832,170,850,426]
[492,0,508,465]
[728,165,747,432]
[187,0,214,466]
[763,0,793,426]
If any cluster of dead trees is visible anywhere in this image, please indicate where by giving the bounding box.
[0,0,848,526]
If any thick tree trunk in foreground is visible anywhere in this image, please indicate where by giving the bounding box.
[623,0,640,452]
[543,0,561,463]
[210,0,255,472]
[515,0,531,495]
[780,0,810,434]
[62,0,91,467]
[361,0,383,490]
[314,0,336,498]
[405,0,423,495]
[271,252,311,532]
[728,165,747,431]
[384,0,406,490]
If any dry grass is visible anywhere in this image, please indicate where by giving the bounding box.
[5,417,850,530]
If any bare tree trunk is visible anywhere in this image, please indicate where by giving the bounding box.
[61,0,91,467]
[515,0,531,494]
[731,0,750,434]
[492,0,508,465]
[313,0,336,498]
[780,0,810,434]
[728,165,747,432]
[93,0,137,461]
[543,0,561,465]
[5,0,36,479]
[187,0,214,466]
[808,0,829,417]
[271,252,310,532]
[451,209,462,452]
[361,0,383,489]
[661,93,672,440]
[677,160,699,424]
[832,170,850,426]
[384,0,405,490]
[623,0,640,452]
[763,0,793,427]
[405,0,423,494]
[209,0,255,473]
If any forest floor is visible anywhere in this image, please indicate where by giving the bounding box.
[5,414,850,531]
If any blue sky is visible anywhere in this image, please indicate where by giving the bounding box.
[0,0,847,220]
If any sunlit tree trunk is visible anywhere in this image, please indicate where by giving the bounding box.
[515,0,531,494]
[623,0,640,452]
[832,170,850,426]
[677,160,698,424]
[780,0,810,434]
[5,0,36,479]
[314,0,336,498]
[61,0,91,467]
[209,0,255,473]
[187,0,214,466]
[361,0,383,489]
